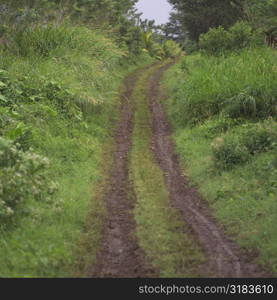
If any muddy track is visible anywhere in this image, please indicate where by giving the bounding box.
[148,62,269,278]
[89,62,269,278]
[90,69,157,278]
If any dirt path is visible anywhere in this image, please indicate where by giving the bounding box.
[90,62,268,278]
[90,70,157,278]
[147,63,268,278]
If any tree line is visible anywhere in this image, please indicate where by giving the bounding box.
[164,0,277,49]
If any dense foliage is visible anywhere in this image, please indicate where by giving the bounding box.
[167,0,243,41]
[164,0,277,274]
[165,0,277,52]
[0,0,184,276]
[198,21,267,55]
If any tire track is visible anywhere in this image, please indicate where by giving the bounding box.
[90,69,157,278]
[147,62,269,278]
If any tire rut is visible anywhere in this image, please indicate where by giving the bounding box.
[148,62,269,278]
[90,70,157,278]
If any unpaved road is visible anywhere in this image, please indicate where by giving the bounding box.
[90,69,157,278]
[90,62,269,278]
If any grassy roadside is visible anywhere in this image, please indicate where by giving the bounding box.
[130,63,204,277]
[0,62,151,277]
[163,50,277,274]
[0,109,109,277]
[0,23,153,277]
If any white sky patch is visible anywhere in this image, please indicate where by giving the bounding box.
[135,0,172,25]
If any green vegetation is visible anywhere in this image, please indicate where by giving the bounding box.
[168,48,276,126]
[0,0,184,277]
[0,0,156,277]
[199,22,262,56]
[1,0,276,278]
[130,64,204,277]
[164,45,277,273]
[165,1,277,53]
[162,0,277,276]
[141,31,183,60]
[0,28,131,277]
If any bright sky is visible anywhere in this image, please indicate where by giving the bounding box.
[135,0,172,25]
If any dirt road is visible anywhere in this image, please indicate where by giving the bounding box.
[90,62,268,278]
[89,70,157,277]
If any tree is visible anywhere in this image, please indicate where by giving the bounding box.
[168,0,244,41]
[0,0,139,27]
[162,11,188,43]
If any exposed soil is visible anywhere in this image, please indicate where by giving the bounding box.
[90,69,157,278]
[147,62,269,278]
[89,62,270,278]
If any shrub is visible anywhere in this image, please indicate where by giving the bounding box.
[149,42,165,60]
[0,107,33,150]
[162,40,183,58]
[199,22,259,56]
[211,136,250,170]
[211,120,277,170]
[229,22,253,49]
[240,121,277,154]
[199,26,232,56]
[182,39,198,54]
[141,31,182,60]
[5,121,32,151]
[0,69,86,120]
[0,137,57,219]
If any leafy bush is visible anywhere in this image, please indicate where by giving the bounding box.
[0,107,33,150]
[150,42,165,60]
[199,26,232,56]
[141,32,182,60]
[229,22,254,49]
[211,136,250,170]
[211,120,277,170]
[162,40,183,58]
[240,121,277,155]
[0,137,57,219]
[0,69,86,120]
[199,22,260,56]
[182,39,198,54]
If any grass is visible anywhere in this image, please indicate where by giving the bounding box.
[0,23,152,277]
[130,63,204,277]
[0,157,103,277]
[163,48,277,274]
[167,47,277,126]
[0,108,109,277]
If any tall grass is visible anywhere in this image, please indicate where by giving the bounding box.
[1,24,126,114]
[168,47,277,127]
